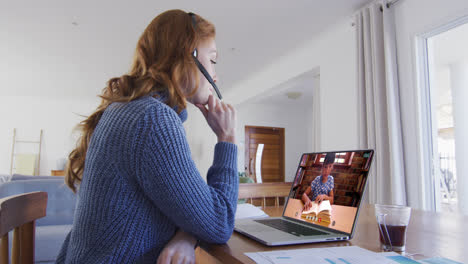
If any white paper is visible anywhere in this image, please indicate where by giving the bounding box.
[419,257,463,264]
[376,252,401,257]
[245,246,408,264]
[235,203,269,220]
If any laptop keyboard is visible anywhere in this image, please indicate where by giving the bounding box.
[255,219,328,237]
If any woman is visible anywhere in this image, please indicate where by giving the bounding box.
[302,153,335,211]
[57,10,238,264]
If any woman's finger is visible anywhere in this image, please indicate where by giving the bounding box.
[157,251,169,264]
[179,256,188,264]
[214,97,221,112]
[229,104,236,119]
[221,101,228,112]
[207,94,215,112]
[173,254,183,264]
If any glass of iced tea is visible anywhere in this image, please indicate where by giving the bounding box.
[374,204,411,252]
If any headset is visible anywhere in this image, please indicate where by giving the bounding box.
[188,12,223,100]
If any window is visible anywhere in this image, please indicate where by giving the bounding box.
[317,152,354,166]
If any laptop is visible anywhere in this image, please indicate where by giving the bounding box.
[234,149,374,246]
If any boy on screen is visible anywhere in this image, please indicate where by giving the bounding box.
[301,152,335,211]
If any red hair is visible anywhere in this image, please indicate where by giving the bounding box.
[65,10,215,192]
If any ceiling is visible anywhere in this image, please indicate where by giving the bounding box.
[247,68,319,107]
[1,0,372,97]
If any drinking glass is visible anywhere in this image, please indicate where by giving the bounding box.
[374,204,411,252]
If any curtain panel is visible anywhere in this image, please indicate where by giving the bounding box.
[355,1,407,205]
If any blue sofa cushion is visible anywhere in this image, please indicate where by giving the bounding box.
[11,174,64,181]
[0,179,76,226]
[36,225,72,262]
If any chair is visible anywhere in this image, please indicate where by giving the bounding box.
[0,191,47,264]
[238,182,292,207]
[0,179,76,263]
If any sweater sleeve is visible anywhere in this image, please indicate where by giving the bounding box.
[134,105,238,244]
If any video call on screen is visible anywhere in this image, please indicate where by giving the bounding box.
[284,150,373,234]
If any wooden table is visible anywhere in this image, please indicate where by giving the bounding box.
[199,204,468,263]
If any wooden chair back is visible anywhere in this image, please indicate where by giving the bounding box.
[0,191,47,264]
[238,182,292,207]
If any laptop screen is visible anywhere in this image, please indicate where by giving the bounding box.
[283,150,374,234]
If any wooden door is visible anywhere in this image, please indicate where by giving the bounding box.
[245,126,285,182]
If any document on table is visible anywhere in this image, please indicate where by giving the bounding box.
[375,251,463,264]
[235,203,269,220]
[245,246,412,264]
[419,257,463,264]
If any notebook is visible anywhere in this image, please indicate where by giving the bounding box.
[234,149,374,246]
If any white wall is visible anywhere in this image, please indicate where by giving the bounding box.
[0,2,132,176]
[236,103,310,182]
[0,2,137,98]
[183,104,218,179]
[393,0,468,210]
[0,96,99,175]
[450,61,468,215]
[225,19,358,152]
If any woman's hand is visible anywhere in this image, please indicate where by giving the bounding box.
[196,95,236,144]
[157,230,197,264]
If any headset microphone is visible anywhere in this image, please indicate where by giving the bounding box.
[188,12,223,100]
[191,49,222,99]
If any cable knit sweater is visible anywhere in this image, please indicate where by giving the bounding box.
[56,95,238,263]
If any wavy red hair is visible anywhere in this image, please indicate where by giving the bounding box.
[65,9,215,192]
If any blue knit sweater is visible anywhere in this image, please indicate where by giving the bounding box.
[56,95,238,263]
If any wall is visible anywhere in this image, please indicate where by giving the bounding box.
[0,2,131,176]
[0,2,137,98]
[0,96,99,175]
[450,62,468,214]
[393,0,468,210]
[182,104,218,179]
[225,19,358,152]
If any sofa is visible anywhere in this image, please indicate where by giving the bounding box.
[0,174,76,263]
